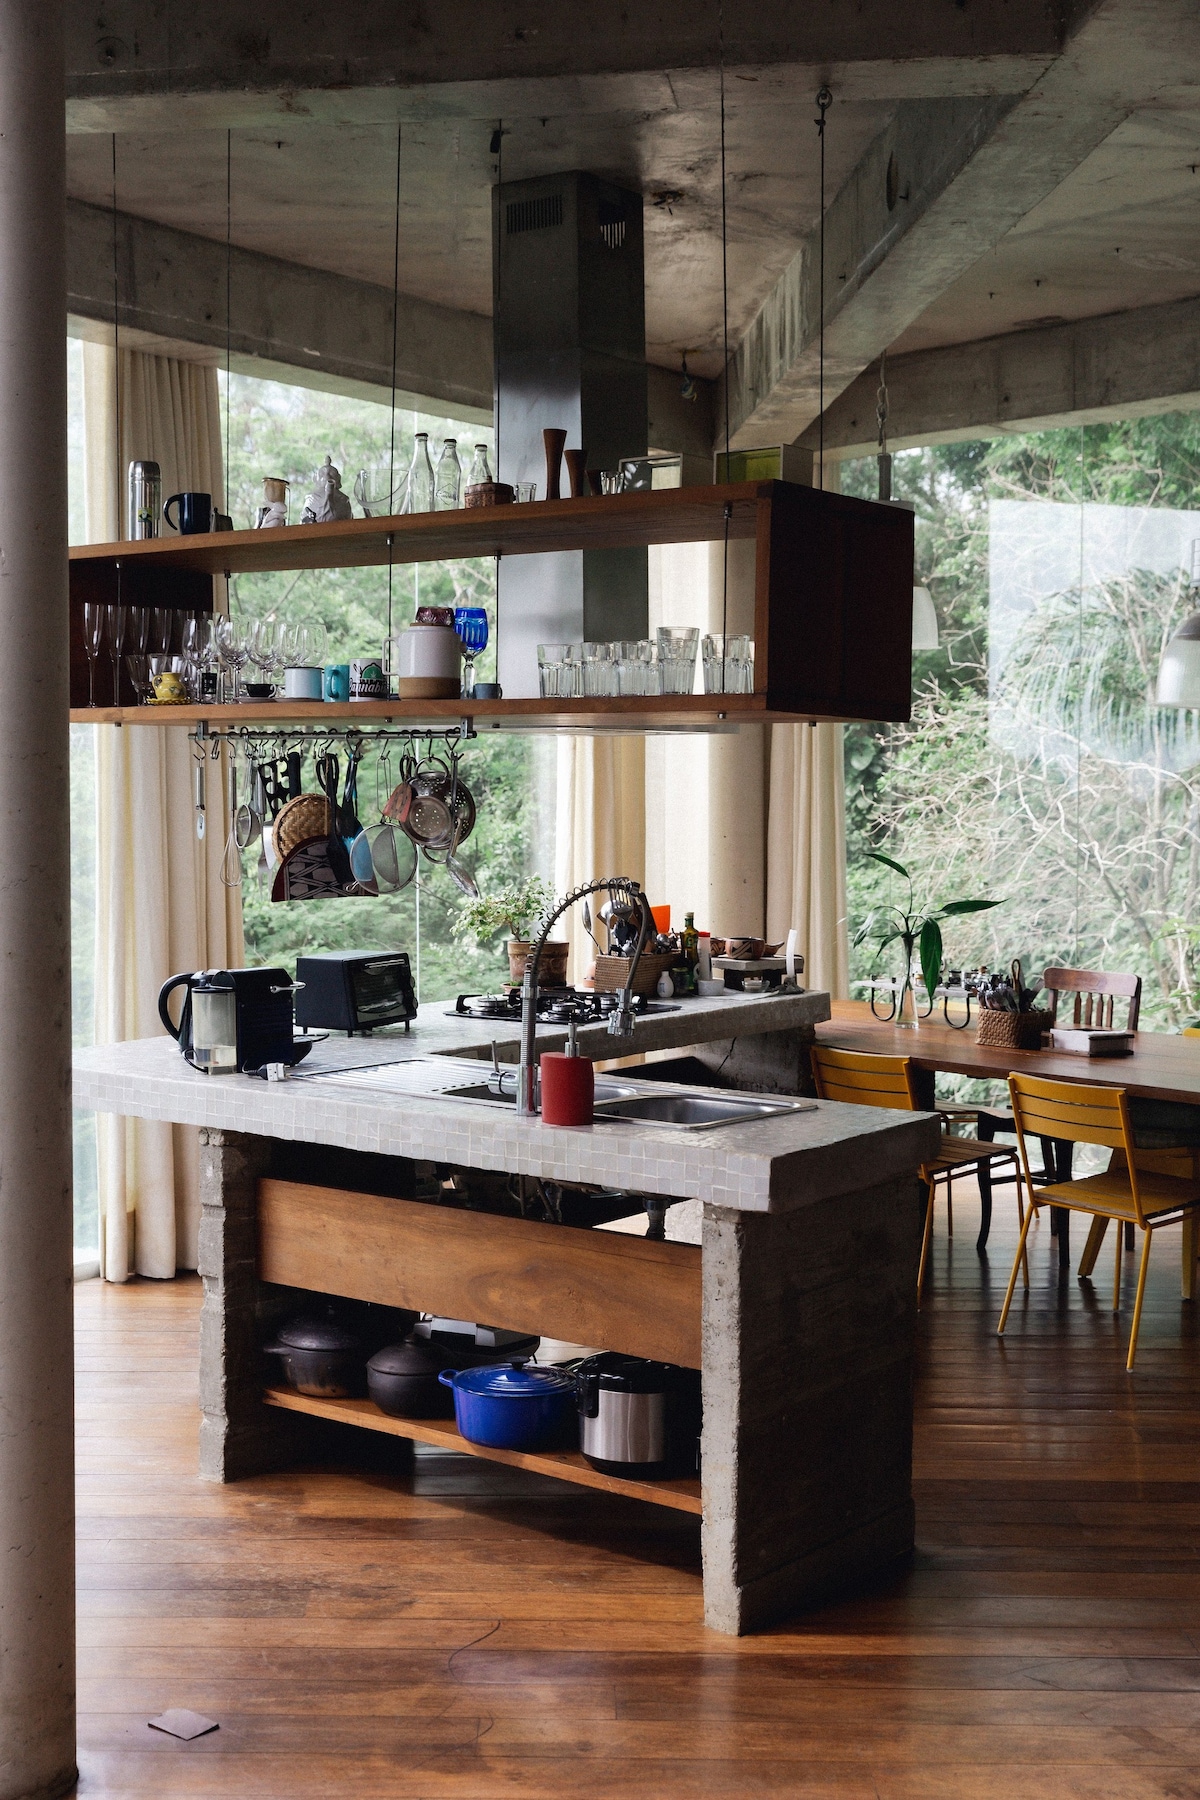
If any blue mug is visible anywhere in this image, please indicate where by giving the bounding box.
[163,491,213,535]
[322,663,350,702]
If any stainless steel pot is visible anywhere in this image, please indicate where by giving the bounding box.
[576,1353,679,1477]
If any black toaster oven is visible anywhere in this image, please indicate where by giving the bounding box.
[294,950,417,1035]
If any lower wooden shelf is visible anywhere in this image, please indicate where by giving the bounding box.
[264,1384,702,1515]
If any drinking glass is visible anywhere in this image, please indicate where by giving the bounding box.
[247,616,281,687]
[656,626,699,695]
[178,612,200,665]
[612,641,644,696]
[702,633,755,694]
[515,482,538,503]
[126,606,150,657]
[537,643,570,698]
[107,604,129,705]
[454,606,489,697]
[82,601,105,706]
[216,615,250,701]
[150,606,174,654]
[581,642,614,697]
[125,654,152,703]
[599,470,624,496]
[282,617,328,670]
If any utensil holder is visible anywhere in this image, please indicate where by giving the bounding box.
[592,951,677,997]
[976,1009,1047,1050]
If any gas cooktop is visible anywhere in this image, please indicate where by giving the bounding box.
[448,987,680,1024]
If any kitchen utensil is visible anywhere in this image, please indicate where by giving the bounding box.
[294,951,418,1034]
[350,658,387,699]
[273,793,331,860]
[285,750,302,799]
[347,831,379,894]
[158,967,310,1073]
[394,623,462,698]
[322,663,350,702]
[315,752,353,890]
[163,491,213,535]
[127,459,162,539]
[367,1338,454,1417]
[271,834,348,901]
[575,1353,701,1477]
[283,665,322,699]
[543,427,567,501]
[338,746,364,840]
[367,817,418,893]
[264,1307,365,1398]
[438,1363,576,1450]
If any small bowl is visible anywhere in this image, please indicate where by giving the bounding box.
[697,978,726,997]
[245,682,275,699]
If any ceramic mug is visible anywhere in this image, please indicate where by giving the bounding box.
[163,491,213,535]
[322,663,350,702]
[350,658,387,700]
[284,666,322,700]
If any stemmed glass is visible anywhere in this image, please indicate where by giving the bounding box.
[281,617,328,670]
[150,606,174,655]
[197,616,222,701]
[247,617,281,689]
[107,604,129,705]
[82,601,105,706]
[453,606,489,697]
[216,614,250,701]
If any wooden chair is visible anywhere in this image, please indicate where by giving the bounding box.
[810,1045,1030,1303]
[1001,1073,1200,1369]
[1044,966,1142,1032]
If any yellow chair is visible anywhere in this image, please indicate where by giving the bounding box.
[1001,1073,1200,1369]
[810,1045,1029,1302]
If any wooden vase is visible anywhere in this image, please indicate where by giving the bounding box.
[564,449,588,498]
[543,429,567,501]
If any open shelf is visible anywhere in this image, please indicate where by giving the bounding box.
[68,479,915,727]
[263,1385,702,1514]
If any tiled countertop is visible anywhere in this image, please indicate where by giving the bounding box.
[73,991,939,1214]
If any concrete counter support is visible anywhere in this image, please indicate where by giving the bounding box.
[0,6,77,1798]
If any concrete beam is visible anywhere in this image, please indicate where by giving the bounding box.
[804,297,1200,458]
[65,1,1086,131]
[66,197,492,421]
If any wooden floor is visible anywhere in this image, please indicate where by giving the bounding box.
[74,1191,1200,1798]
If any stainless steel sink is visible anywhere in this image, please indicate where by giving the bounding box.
[592,1091,811,1129]
[438,1076,643,1107]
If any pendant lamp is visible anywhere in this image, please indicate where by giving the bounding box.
[1157,540,1200,706]
[876,353,940,652]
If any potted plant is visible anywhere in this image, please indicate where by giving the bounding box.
[457,876,568,986]
[856,853,1002,1028]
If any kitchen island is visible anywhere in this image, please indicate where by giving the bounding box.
[74,988,939,1634]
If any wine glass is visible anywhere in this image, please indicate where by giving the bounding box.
[82,601,105,706]
[126,606,150,657]
[454,606,489,697]
[282,617,327,670]
[215,614,249,701]
[150,606,174,654]
[247,617,281,689]
[107,604,129,705]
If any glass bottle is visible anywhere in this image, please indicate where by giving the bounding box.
[434,438,462,510]
[682,911,699,968]
[468,445,493,486]
[401,433,435,513]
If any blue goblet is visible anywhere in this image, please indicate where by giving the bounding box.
[454,606,489,697]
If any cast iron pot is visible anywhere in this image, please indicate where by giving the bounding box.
[438,1363,576,1451]
[264,1307,365,1398]
[367,1338,455,1418]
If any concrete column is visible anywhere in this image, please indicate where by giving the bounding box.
[700,1169,928,1634]
[0,6,77,1797]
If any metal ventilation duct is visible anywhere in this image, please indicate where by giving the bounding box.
[492,171,648,696]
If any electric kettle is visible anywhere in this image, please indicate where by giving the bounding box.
[157,967,310,1074]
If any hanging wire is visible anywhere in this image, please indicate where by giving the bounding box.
[718,7,730,686]
[225,129,232,520]
[876,349,892,503]
[111,134,121,536]
[492,120,504,684]
[387,122,402,658]
[815,86,832,490]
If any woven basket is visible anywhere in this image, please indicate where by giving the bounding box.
[593,951,678,997]
[976,1008,1047,1051]
[273,794,331,860]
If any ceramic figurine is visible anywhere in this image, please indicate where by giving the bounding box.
[301,456,354,524]
[255,475,290,529]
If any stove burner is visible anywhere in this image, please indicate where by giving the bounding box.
[451,985,662,1025]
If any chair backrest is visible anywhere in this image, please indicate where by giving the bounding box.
[1043,966,1142,1032]
[1008,1071,1145,1224]
[810,1045,919,1112]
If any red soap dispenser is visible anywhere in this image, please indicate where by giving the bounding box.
[540,1016,595,1126]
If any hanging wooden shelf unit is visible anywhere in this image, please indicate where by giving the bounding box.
[68,480,914,729]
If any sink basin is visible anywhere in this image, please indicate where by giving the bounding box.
[592,1091,811,1129]
[439,1076,642,1107]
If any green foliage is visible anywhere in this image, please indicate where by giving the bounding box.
[853,850,1001,1002]
[843,412,1200,1028]
[456,875,558,946]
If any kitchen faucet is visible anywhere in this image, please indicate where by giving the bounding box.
[516,877,651,1117]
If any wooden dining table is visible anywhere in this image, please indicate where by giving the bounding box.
[815,1001,1200,1265]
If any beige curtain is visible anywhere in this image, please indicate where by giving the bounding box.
[83,343,243,1281]
[765,723,850,996]
[555,736,646,984]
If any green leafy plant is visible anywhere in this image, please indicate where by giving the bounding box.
[456,875,558,946]
[855,852,1002,1008]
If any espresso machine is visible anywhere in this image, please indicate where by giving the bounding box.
[158,968,310,1073]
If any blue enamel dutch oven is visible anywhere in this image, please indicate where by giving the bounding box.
[439,1363,576,1450]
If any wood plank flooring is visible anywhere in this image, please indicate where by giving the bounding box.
[73,1191,1200,1798]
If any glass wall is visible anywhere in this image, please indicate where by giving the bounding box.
[843,413,1200,1031]
[221,371,555,1002]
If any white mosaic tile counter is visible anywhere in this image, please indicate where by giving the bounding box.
[73,985,932,1214]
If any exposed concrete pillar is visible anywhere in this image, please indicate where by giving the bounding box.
[0,5,77,1798]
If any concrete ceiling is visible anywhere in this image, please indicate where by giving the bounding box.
[61,0,1200,452]
[65,100,895,380]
